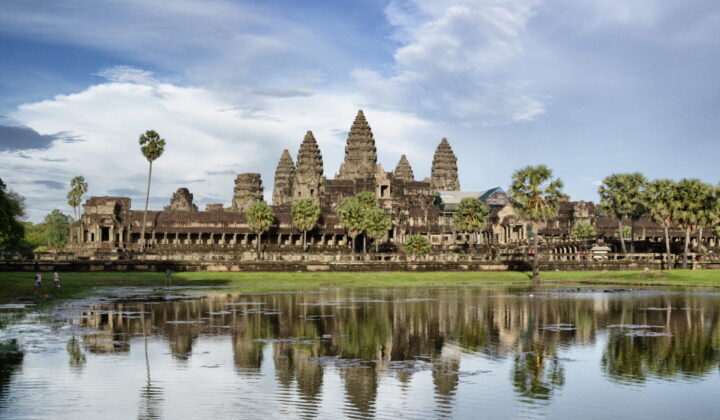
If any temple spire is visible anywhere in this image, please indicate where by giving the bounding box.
[431,138,460,191]
[294,131,324,200]
[272,149,295,206]
[337,110,377,180]
[393,154,415,182]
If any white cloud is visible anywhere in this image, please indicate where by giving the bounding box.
[353,0,544,125]
[2,71,436,221]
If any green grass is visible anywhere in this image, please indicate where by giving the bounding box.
[0,269,719,303]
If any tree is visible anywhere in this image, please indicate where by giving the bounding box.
[66,176,88,221]
[337,197,364,253]
[0,179,25,252]
[696,186,719,249]
[245,201,274,259]
[42,209,73,248]
[364,207,392,253]
[674,179,714,269]
[597,173,647,254]
[452,197,488,246]
[643,179,678,269]
[355,191,379,253]
[139,130,166,252]
[509,165,564,285]
[571,221,596,242]
[613,226,631,240]
[404,234,431,255]
[291,198,321,250]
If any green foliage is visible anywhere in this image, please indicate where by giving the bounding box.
[598,173,648,221]
[453,197,488,233]
[66,176,88,220]
[337,197,364,239]
[0,179,26,251]
[613,226,631,240]
[571,221,596,239]
[291,198,321,233]
[364,207,392,242]
[21,210,73,251]
[673,179,715,231]
[509,165,564,223]
[139,130,166,162]
[355,191,378,210]
[643,179,678,228]
[245,201,275,234]
[404,234,431,254]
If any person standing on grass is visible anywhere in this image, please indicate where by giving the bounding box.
[165,268,171,285]
[53,271,61,288]
[34,273,42,294]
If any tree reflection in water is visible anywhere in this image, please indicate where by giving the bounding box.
[66,336,86,373]
[68,287,720,414]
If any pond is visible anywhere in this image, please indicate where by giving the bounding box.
[1,285,720,419]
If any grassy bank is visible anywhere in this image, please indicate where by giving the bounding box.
[1,270,719,302]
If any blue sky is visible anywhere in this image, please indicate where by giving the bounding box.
[0,0,719,221]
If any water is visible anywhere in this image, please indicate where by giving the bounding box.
[1,286,720,419]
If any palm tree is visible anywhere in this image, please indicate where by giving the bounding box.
[138,130,166,252]
[674,179,714,269]
[597,173,647,254]
[66,176,88,221]
[245,201,275,259]
[291,198,321,251]
[508,165,564,285]
[643,179,678,269]
[337,196,364,253]
[452,197,488,247]
[364,207,392,253]
[356,191,378,253]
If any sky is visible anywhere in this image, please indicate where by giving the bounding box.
[1,0,719,222]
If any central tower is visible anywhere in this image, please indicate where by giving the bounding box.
[337,110,377,180]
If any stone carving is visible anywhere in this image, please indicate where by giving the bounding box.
[294,131,323,200]
[393,155,415,182]
[205,203,224,212]
[164,187,198,212]
[431,138,460,191]
[272,149,295,206]
[230,173,264,212]
[337,110,377,180]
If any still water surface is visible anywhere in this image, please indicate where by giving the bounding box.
[1,286,720,419]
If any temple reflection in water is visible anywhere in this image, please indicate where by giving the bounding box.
[69,287,720,416]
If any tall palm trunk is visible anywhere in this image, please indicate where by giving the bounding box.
[350,235,355,253]
[618,220,627,254]
[140,161,153,252]
[375,240,379,253]
[302,230,307,251]
[663,225,672,270]
[363,234,367,254]
[256,232,261,260]
[682,226,690,269]
[630,219,636,253]
[698,227,703,250]
[532,232,540,285]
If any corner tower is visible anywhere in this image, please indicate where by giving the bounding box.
[337,110,377,180]
[294,131,324,200]
[272,149,295,206]
[393,155,415,182]
[430,138,460,191]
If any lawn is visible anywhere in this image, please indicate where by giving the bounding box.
[1,269,719,303]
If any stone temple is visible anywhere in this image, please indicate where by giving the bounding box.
[63,110,712,260]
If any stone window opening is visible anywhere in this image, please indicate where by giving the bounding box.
[101,227,110,242]
[380,185,389,198]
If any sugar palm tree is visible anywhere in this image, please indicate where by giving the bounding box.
[66,176,88,221]
[643,179,678,269]
[452,197,488,247]
[139,130,166,252]
[674,179,714,269]
[364,206,392,253]
[509,165,564,285]
[597,173,647,254]
[337,196,364,253]
[245,201,275,259]
[291,198,321,251]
